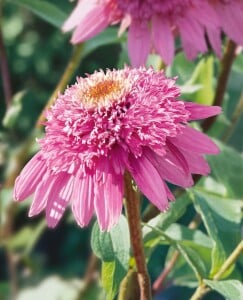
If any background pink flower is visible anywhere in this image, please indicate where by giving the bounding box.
[63,0,243,66]
[14,67,220,230]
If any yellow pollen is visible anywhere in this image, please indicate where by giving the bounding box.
[85,80,121,105]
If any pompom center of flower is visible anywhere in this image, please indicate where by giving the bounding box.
[82,80,123,106]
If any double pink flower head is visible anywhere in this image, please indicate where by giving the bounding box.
[63,0,243,66]
[14,67,221,230]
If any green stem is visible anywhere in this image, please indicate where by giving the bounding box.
[213,241,243,281]
[124,172,152,300]
[36,43,84,128]
[190,241,243,300]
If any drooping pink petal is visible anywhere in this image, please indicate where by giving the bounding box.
[94,168,123,231]
[72,171,94,227]
[70,4,110,44]
[128,154,169,211]
[128,20,150,67]
[169,126,219,155]
[185,102,221,121]
[217,1,243,46]
[144,148,193,188]
[152,15,174,65]
[166,141,189,174]
[177,16,207,60]
[179,149,210,176]
[190,1,219,29]
[207,27,222,58]
[111,146,128,175]
[62,0,97,32]
[164,184,175,201]
[29,172,71,227]
[28,173,54,217]
[45,173,72,228]
[14,153,47,201]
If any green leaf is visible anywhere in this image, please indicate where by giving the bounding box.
[207,142,243,198]
[3,221,46,254]
[91,215,130,300]
[143,193,191,256]
[7,0,67,28]
[165,224,213,249]
[204,280,243,300]
[143,193,191,237]
[192,190,242,276]
[143,222,212,281]
[81,28,124,60]
[2,91,25,128]
[0,188,13,228]
[185,56,214,105]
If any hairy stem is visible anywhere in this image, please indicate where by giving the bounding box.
[36,43,84,127]
[202,40,237,132]
[124,172,152,300]
[0,0,12,108]
[190,241,243,300]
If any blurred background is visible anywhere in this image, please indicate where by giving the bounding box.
[0,1,242,300]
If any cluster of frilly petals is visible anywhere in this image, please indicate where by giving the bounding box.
[14,67,221,230]
[63,0,243,66]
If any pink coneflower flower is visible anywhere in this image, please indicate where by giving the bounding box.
[14,67,220,230]
[62,0,243,66]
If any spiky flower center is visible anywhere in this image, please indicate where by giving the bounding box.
[83,80,122,105]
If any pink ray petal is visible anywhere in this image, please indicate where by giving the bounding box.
[128,155,169,211]
[72,171,95,227]
[207,27,222,58]
[144,148,193,188]
[177,17,207,60]
[128,20,150,67]
[152,15,174,65]
[14,153,47,201]
[70,4,110,43]
[94,164,123,231]
[169,126,219,154]
[62,0,97,32]
[218,1,243,46]
[185,102,221,121]
[45,173,72,228]
[29,172,71,228]
[179,149,210,176]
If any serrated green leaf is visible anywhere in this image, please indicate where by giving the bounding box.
[192,190,242,276]
[91,215,130,300]
[7,0,67,28]
[207,142,243,198]
[204,280,243,300]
